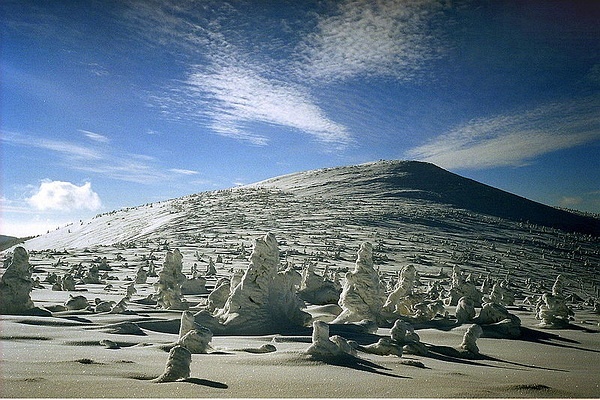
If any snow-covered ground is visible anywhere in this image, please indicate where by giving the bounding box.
[2,160,599,397]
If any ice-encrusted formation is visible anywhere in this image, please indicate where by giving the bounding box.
[533,275,573,328]
[177,311,213,353]
[181,275,208,295]
[0,247,35,314]
[486,282,514,306]
[135,266,148,284]
[65,294,89,310]
[206,278,230,312]
[445,265,483,307]
[359,337,403,357]
[298,262,341,305]
[199,233,310,334]
[306,321,355,358]
[552,274,566,296]
[154,249,188,310]
[455,296,476,323]
[475,301,521,338]
[383,264,422,317]
[459,324,483,356]
[83,265,102,284]
[332,242,385,325]
[536,293,573,328]
[153,345,191,383]
[390,319,428,356]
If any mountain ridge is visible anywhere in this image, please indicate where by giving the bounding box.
[252,160,600,236]
[14,160,600,251]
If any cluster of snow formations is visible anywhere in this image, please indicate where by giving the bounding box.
[0,247,35,314]
[445,265,483,307]
[536,274,574,327]
[332,242,385,325]
[205,233,311,334]
[298,262,341,305]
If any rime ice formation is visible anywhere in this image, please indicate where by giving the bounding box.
[199,233,310,334]
[0,247,35,314]
[332,242,385,325]
[135,266,148,284]
[153,345,191,383]
[176,311,213,352]
[206,257,217,276]
[411,299,446,322]
[306,321,355,358]
[445,265,483,307]
[475,302,521,338]
[552,274,565,296]
[536,293,573,328]
[83,265,102,284]
[360,337,403,357]
[154,249,188,310]
[533,275,573,328]
[298,262,341,305]
[94,298,114,313]
[390,319,428,356]
[206,278,230,312]
[459,324,483,356]
[383,264,423,317]
[486,282,515,306]
[455,296,476,323]
[181,275,208,295]
[65,294,89,310]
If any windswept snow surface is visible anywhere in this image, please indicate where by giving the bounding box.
[22,202,184,250]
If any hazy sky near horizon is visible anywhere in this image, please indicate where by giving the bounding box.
[2,0,599,237]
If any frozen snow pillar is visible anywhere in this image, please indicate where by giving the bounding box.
[214,233,310,334]
[153,345,191,383]
[306,321,354,358]
[332,242,385,325]
[154,249,188,310]
[0,247,35,314]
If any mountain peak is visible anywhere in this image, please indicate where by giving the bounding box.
[251,160,599,235]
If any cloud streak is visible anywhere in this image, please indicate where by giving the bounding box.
[0,130,192,185]
[186,65,352,146]
[406,97,600,169]
[127,0,442,148]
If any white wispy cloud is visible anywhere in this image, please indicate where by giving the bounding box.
[406,97,600,169]
[297,0,444,82]
[79,129,111,143]
[28,180,102,211]
[1,130,194,185]
[186,65,352,146]
[169,168,199,175]
[124,0,444,148]
[2,130,102,161]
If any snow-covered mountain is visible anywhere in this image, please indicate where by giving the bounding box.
[11,159,600,302]
[18,160,599,251]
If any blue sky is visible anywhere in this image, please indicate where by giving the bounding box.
[1,0,599,237]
